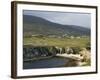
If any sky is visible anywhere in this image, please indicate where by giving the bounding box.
[23,10,91,28]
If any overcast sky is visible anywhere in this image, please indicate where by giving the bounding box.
[23,10,91,28]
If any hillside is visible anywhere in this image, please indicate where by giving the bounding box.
[23,15,90,36]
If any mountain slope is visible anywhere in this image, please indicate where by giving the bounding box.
[23,15,90,36]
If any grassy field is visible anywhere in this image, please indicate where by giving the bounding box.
[23,36,90,48]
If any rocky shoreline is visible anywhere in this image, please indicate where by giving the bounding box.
[23,45,91,66]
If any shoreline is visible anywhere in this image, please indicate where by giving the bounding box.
[56,54,90,66]
[24,53,90,67]
[24,56,53,62]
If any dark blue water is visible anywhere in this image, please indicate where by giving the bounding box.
[23,57,68,69]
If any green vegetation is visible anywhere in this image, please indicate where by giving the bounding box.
[23,15,91,68]
[23,36,91,67]
[23,36,90,48]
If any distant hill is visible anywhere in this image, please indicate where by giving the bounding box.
[23,15,90,36]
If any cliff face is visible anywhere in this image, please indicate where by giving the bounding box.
[23,45,89,60]
[23,46,58,60]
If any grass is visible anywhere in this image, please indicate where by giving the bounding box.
[23,36,90,48]
[23,36,91,67]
